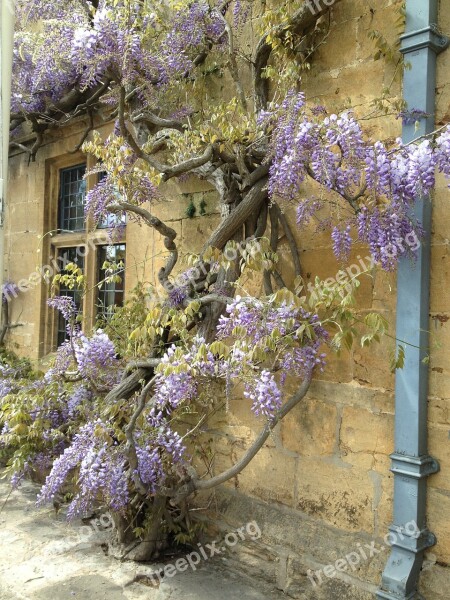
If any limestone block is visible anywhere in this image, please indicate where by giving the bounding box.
[280,397,337,457]
[340,405,393,455]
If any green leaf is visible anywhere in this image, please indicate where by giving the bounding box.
[390,344,405,372]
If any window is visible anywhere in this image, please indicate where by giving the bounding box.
[44,156,127,354]
[59,164,86,232]
[96,244,126,321]
[56,248,85,347]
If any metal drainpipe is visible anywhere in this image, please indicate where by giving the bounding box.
[377,1,448,599]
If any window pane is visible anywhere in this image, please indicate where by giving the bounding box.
[97,244,126,321]
[56,247,84,347]
[59,165,86,232]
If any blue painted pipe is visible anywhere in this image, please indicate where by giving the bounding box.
[377,1,448,599]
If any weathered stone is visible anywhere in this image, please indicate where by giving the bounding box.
[281,397,337,457]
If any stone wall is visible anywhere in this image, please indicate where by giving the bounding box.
[4,1,450,598]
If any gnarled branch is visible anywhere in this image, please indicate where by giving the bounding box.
[254,1,341,111]
[109,201,178,286]
[204,177,269,251]
[166,375,312,504]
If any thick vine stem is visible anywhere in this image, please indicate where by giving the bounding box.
[185,293,234,307]
[104,367,149,403]
[0,302,10,346]
[241,163,270,191]
[160,145,214,182]
[166,375,312,504]
[119,87,214,181]
[123,359,162,378]
[109,202,178,285]
[203,177,269,251]
[131,111,184,132]
[278,209,302,277]
[9,81,111,158]
[254,202,269,239]
[125,377,157,496]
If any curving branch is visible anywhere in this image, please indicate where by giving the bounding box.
[254,202,269,239]
[109,201,177,286]
[241,163,270,190]
[68,110,94,154]
[185,293,234,308]
[123,359,162,377]
[105,367,151,404]
[167,375,312,504]
[9,81,112,161]
[253,0,341,111]
[203,177,269,251]
[125,377,157,496]
[0,301,23,346]
[131,111,184,132]
[118,87,214,181]
[161,145,214,182]
[118,87,167,172]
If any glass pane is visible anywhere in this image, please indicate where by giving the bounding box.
[96,244,126,321]
[55,247,85,347]
[59,164,86,232]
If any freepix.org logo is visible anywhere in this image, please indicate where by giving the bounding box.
[304,0,338,16]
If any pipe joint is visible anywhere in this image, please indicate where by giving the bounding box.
[390,453,440,480]
[387,526,437,554]
[400,26,449,55]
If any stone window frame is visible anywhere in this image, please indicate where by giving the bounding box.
[41,152,126,354]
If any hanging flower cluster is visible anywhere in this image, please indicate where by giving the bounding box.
[37,420,129,518]
[263,91,450,267]
[74,330,120,385]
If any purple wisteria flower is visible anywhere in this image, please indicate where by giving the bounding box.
[45,340,75,382]
[84,176,119,224]
[37,420,129,519]
[245,370,282,420]
[136,422,186,490]
[67,385,92,417]
[264,93,450,270]
[74,330,120,384]
[296,198,323,227]
[397,108,428,126]
[47,296,77,321]
[331,224,352,261]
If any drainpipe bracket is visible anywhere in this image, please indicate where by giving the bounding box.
[390,453,440,479]
[400,26,449,55]
[387,526,437,553]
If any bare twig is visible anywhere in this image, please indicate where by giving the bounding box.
[68,110,94,154]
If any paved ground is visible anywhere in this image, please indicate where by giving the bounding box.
[0,478,286,600]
